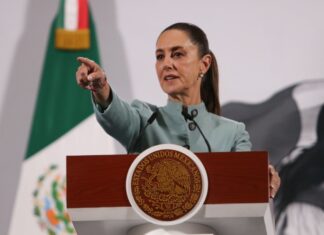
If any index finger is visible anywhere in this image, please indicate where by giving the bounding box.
[77,57,97,70]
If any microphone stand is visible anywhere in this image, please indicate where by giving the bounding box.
[181,106,211,152]
[127,110,158,154]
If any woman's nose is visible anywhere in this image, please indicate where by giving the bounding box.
[162,56,173,70]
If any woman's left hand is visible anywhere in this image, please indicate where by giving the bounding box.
[268,165,281,198]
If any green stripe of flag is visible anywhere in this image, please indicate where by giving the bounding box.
[56,0,65,28]
[25,8,100,159]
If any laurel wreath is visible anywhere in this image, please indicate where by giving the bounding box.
[33,164,75,235]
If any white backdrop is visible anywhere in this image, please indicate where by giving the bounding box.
[113,0,324,105]
[1,0,324,234]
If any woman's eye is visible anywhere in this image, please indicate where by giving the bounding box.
[156,54,164,60]
[172,52,183,58]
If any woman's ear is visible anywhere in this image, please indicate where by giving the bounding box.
[200,54,212,74]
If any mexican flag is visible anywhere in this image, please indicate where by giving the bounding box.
[9,0,115,234]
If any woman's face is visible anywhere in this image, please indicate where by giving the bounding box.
[155,29,210,102]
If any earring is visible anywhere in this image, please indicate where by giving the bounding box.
[199,72,204,79]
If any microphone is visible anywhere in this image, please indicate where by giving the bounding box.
[147,110,159,125]
[181,106,211,152]
[181,107,194,121]
[127,110,159,154]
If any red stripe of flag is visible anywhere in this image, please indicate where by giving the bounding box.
[78,0,89,29]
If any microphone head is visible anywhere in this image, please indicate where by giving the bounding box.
[181,106,193,121]
[147,110,158,124]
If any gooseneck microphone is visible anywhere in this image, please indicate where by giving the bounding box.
[181,106,211,152]
[127,110,159,154]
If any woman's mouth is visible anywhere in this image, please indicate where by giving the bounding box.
[164,75,179,81]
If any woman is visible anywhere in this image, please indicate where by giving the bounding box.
[76,22,280,198]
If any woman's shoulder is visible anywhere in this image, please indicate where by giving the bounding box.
[130,99,159,119]
[207,113,251,151]
[131,99,158,111]
[206,112,247,133]
[207,112,243,125]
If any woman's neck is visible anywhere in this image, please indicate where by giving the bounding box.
[168,92,202,106]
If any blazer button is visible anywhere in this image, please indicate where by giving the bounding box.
[191,109,198,118]
[189,122,196,131]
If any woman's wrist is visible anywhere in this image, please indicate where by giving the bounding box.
[92,83,111,109]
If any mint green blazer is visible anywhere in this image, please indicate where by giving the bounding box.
[94,91,251,153]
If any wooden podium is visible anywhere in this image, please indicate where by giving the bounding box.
[67,151,275,235]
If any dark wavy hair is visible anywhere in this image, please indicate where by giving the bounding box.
[161,22,220,115]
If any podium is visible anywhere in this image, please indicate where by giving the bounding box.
[67,151,275,235]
